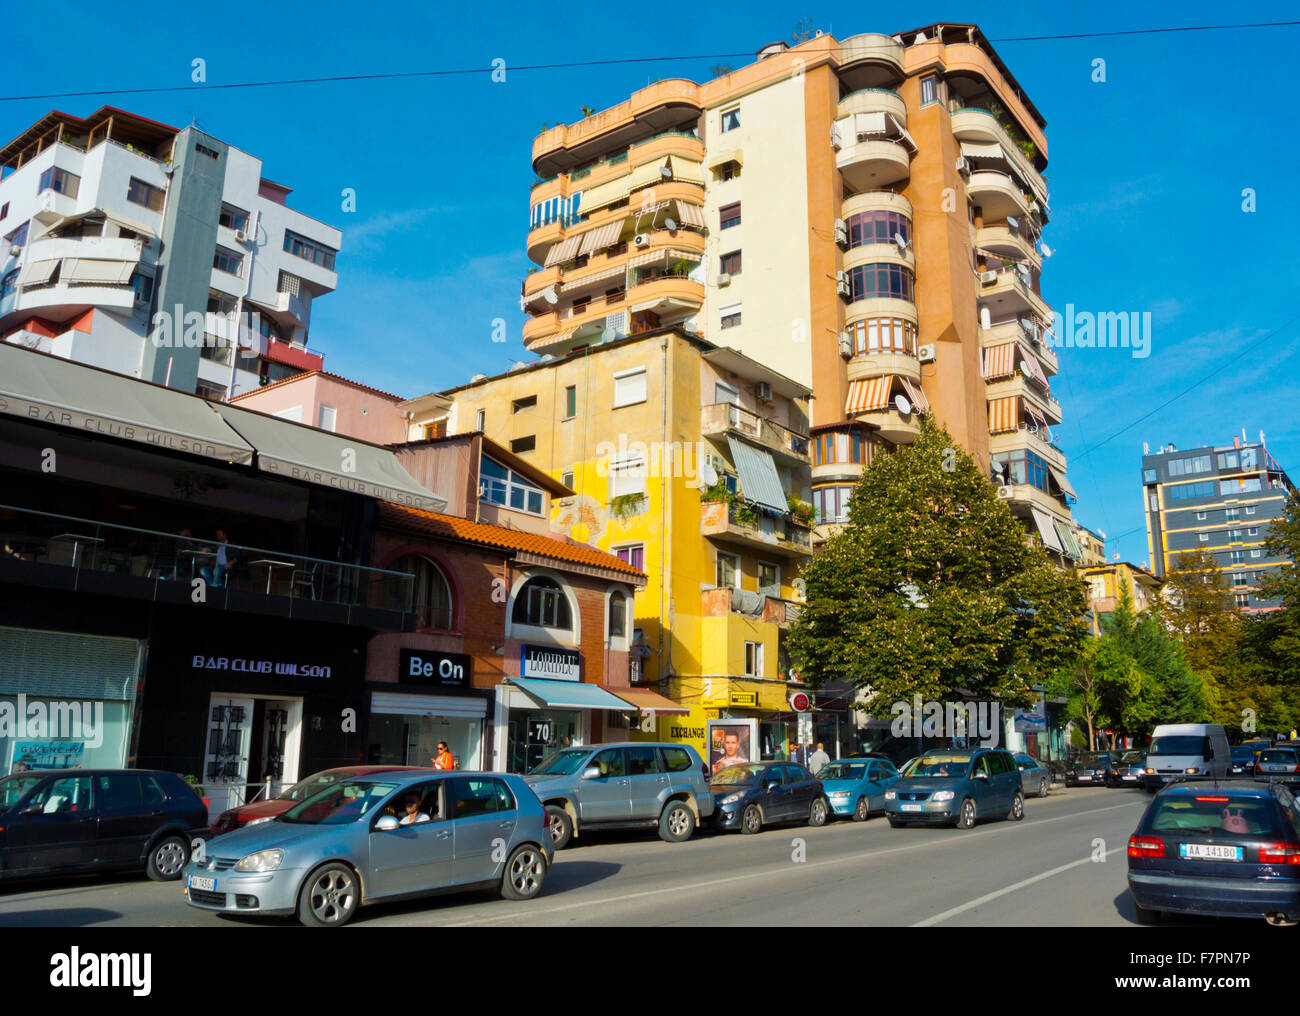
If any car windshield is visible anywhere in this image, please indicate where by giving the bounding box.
[279,781,400,824]
[1260,750,1298,764]
[1231,747,1256,759]
[712,764,766,785]
[0,773,46,811]
[280,771,364,802]
[1077,754,1109,766]
[1148,735,1210,756]
[902,755,971,778]
[1147,795,1281,839]
[817,763,867,781]
[1120,752,1144,764]
[529,749,592,776]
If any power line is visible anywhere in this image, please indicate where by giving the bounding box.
[2,20,1299,103]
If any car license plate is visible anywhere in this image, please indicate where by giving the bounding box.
[188,876,216,892]
[1180,843,1242,861]
[1078,775,1091,781]
[1122,775,1136,781]
[900,803,924,812]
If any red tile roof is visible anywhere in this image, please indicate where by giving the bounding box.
[229,369,404,404]
[378,505,645,581]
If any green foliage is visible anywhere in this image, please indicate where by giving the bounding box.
[789,418,1088,708]
[790,16,817,43]
[609,493,645,519]
[1257,489,1300,610]
[709,63,735,78]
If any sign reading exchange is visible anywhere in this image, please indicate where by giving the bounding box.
[520,645,581,683]
[399,649,471,688]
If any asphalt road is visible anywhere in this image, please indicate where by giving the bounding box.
[0,786,1180,928]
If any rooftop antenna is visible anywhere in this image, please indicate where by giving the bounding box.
[1259,430,1266,446]
[1143,442,1150,455]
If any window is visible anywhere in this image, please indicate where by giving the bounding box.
[848,263,914,301]
[1229,529,1244,542]
[1166,481,1217,503]
[721,107,741,132]
[992,450,1050,493]
[744,641,764,677]
[613,367,647,407]
[219,204,249,232]
[1236,594,1250,608]
[608,452,647,499]
[1232,572,1247,586]
[720,303,742,329]
[813,485,854,524]
[126,177,165,212]
[920,74,941,105]
[719,202,741,229]
[512,395,537,413]
[206,289,239,316]
[845,210,911,249]
[1229,551,1245,564]
[38,167,80,199]
[720,250,742,276]
[283,229,337,270]
[1225,508,1239,522]
[317,405,337,432]
[720,161,740,181]
[6,222,28,248]
[1246,505,1257,515]
[1217,452,1239,469]
[0,202,8,220]
[1143,468,1157,483]
[510,435,536,454]
[716,552,740,588]
[481,456,544,515]
[213,245,244,276]
[1167,454,1212,476]
[131,272,154,304]
[448,777,514,817]
[513,576,572,630]
[625,745,662,775]
[662,746,693,772]
[1222,477,1263,494]
[715,381,740,405]
[392,554,453,629]
[424,421,447,440]
[758,561,779,595]
[1250,550,1262,559]
[1195,511,1207,520]
[475,409,486,431]
[614,545,646,571]
[564,385,577,419]
[2,269,19,298]
[849,316,916,356]
[1198,533,1209,543]
[195,143,220,160]
[608,590,628,639]
[590,748,625,778]
[1248,527,1259,536]
[561,470,574,489]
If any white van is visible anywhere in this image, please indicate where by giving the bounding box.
[1142,723,1230,790]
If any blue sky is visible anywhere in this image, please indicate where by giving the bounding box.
[6,1,1299,564]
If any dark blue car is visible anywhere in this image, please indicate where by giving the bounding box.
[884,748,1024,829]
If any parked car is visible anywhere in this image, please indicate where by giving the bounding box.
[1229,746,1258,777]
[523,742,713,849]
[813,758,899,821]
[711,762,830,833]
[183,771,551,926]
[1106,751,1148,787]
[1143,724,1231,791]
[883,749,1024,829]
[209,766,422,837]
[0,769,207,883]
[1013,753,1052,797]
[1253,748,1300,785]
[1128,780,1300,925]
[1066,752,1113,787]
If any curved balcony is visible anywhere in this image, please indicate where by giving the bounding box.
[837,33,905,88]
[977,269,1051,325]
[844,295,916,321]
[967,170,1029,221]
[628,132,705,166]
[526,219,564,266]
[523,275,703,350]
[812,460,866,486]
[843,243,913,272]
[528,180,704,266]
[951,107,1005,145]
[932,42,1049,159]
[851,406,920,445]
[838,88,906,125]
[847,352,920,384]
[841,189,911,220]
[990,426,1067,474]
[976,223,1039,267]
[836,138,910,192]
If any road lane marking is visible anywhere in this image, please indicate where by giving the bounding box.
[436,800,1144,927]
[912,845,1129,926]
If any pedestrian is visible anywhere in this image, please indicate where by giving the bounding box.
[432,741,455,770]
[788,740,803,767]
[809,741,830,775]
[199,528,236,588]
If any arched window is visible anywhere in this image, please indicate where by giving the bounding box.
[608,590,627,639]
[392,554,453,629]
[513,576,572,630]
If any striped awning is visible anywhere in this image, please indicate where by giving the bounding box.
[982,343,1015,380]
[1054,519,1082,559]
[1018,343,1049,387]
[1024,398,1047,429]
[1031,509,1065,554]
[578,176,631,213]
[961,141,1007,163]
[988,395,1019,434]
[563,262,626,293]
[578,218,627,256]
[628,157,669,193]
[670,157,705,185]
[846,376,892,414]
[675,201,705,228]
[543,234,581,268]
[900,378,929,412]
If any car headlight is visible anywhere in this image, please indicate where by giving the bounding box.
[931,791,955,802]
[720,793,743,806]
[246,816,274,827]
[1185,767,1200,775]
[1145,768,1155,774]
[234,849,284,872]
[883,790,897,800]
[828,792,850,800]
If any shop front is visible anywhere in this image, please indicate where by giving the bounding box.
[657,677,835,762]
[0,625,144,777]
[365,647,491,770]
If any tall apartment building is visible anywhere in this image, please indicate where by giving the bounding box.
[0,106,339,399]
[1143,436,1295,612]
[522,24,1075,559]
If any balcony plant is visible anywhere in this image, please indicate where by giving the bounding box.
[787,496,814,527]
[731,500,759,527]
[609,493,647,520]
[700,479,731,504]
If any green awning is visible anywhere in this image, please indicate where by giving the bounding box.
[727,435,788,514]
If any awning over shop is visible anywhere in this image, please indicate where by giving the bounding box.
[982,343,1015,380]
[614,687,689,715]
[988,395,1019,434]
[577,218,627,256]
[542,234,581,268]
[846,376,892,414]
[727,435,788,514]
[508,677,637,711]
[213,402,445,511]
[0,343,254,464]
[576,176,630,213]
[1054,519,1082,560]
[1030,508,1065,554]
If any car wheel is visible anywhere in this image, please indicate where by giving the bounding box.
[1009,790,1024,821]
[888,817,906,828]
[1039,778,1049,798]
[501,845,547,900]
[297,863,359,928]
[545,805,573,850]
[955,798,976,830]
[1134,901,1162,925]
[146,834,189,882]
[853,796,871,822]
[808,797,829,827]
[741,804,763,835]
[659,801,695,843]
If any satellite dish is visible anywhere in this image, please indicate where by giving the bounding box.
[1020,355,1037,381]
[893,232,909,251]
[542,287,558,305]
[660,165,673,178]
[700,459,718,486]
[1006,216,1019,228]
[1039,243,1053,258]
[664,218,677,231]
[894,394,912,415]
[992,460,1005,476]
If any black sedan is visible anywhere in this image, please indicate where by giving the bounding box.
[711,762,830,834]
[1066,752,1114,787]
[1128,781,1300,925]
[1229,745,1258,777]
[1105,751,1147,787]
[0,769,207,882]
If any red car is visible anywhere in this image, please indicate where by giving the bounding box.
[208,766,422,837]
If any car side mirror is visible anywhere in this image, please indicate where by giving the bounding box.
[374,815,400,832]
[21,802,43,816]
[973,772,988,781]
[766,781,780,791]
[581,765,602,781]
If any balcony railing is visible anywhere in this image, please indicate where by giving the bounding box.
[700,402,810,459]
[0,503,413,613]
[701,499,812,552]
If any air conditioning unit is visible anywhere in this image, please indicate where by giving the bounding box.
[835,271,850,297]
[917,343,936,363]
[717,273,731,287]
[633,233,651,247]
[833,218,848,246]
[838,331,853,359]
[996,485,1016,500]
[755,381,773,401]
[234,229,249,244]
[979,270,998,284]
[955,156,970,175]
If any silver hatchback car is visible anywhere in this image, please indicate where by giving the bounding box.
[182,771,552,926]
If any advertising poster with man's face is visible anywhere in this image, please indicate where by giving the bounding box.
[709,722,752,774]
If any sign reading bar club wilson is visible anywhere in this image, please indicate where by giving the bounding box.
[521,645,582,682]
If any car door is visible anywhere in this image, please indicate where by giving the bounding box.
[758,765,790,821]
[578,748,631,823]
[625,745,668,821]
[868,761,898,810]
[367,781,454,898]
[4,774,98,873]
[93,773,156,865]
[996,752,1019,806]
[969,755,996,812]
[449,776,517,885]
[785,764,816,818]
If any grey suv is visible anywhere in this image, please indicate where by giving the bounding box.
[524,742,715,849]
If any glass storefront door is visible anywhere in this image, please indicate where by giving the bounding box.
[368,713,483,770]
[507,709,580,773]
